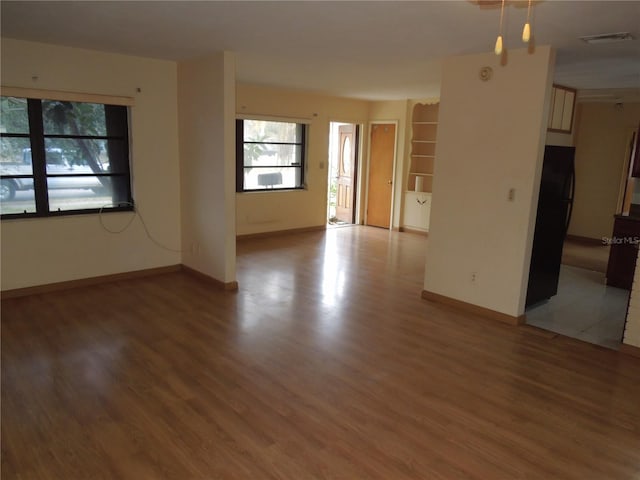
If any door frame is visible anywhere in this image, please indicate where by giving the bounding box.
[327,119,364,225]
[616,127,638,215]
[364,120,399,229]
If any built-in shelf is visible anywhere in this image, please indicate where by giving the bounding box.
[404,102,438,231]
[407,102,439,193]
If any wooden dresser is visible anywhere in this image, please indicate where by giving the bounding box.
[606,215,640,290]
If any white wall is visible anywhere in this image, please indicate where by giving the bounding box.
[568,102,640,240]
[179,52,236,284]
[423,46,555,317]
[236,84,370,236]
[623,250,640,348]
[1,39,181,290]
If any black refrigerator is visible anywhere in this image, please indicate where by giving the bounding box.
[526,146,576,308]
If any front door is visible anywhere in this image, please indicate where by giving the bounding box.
[336,125,356,223]
[367,123,395,228]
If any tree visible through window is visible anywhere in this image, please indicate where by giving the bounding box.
[0,96,132,218]
[236,119,306,192]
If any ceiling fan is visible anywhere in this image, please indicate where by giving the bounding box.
[469,0,541,54]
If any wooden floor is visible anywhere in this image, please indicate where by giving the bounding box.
[2,226,640,479]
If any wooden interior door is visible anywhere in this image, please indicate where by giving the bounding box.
[336,125,356,223]
[367,123,395,228]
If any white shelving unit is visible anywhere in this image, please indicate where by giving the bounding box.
[403,103,439,232]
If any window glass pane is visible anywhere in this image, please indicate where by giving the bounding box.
[243,120,299,143]
[44,138,123,174]
[243,144,301,168]
[42,100,107,136]
[243,167,302,190]
[48,175,129,212]
[1,179,35,214]
[1,138,33,175]
[0,97,29,134]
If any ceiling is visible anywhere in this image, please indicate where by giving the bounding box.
[1,1,639,101]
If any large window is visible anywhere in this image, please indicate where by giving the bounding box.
[236,119,307,192]
[0,96,132,218]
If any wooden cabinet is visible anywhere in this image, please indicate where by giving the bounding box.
[403,191,431,232]
[606,216,640,290]
[547,84,576,133]
[407,103,438,193]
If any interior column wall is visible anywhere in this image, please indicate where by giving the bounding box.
[178,52,236,284]
[423,47,555,317]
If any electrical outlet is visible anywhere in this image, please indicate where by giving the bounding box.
[471,272,477,283]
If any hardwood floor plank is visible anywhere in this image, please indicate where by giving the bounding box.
[2,226,640,479]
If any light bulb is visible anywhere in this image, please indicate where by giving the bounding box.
[522,23,531,43]
[495,35,503,55]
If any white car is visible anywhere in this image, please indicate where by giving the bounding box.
[0,148,105,201]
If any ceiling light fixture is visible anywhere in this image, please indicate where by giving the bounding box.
[522,0,532,43]
[495,0,506,55]
[491,0,538,55]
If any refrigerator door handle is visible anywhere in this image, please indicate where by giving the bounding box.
[565,170,576,234]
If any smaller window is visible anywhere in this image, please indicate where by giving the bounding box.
[236,119,307,192]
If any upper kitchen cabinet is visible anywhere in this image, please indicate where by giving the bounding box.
[548,84,577,134]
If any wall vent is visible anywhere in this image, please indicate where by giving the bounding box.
[580,32,634,45]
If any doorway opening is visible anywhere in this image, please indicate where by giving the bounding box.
[327,122,359,226]
[526,129,638,350]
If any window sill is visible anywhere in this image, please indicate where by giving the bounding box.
[1,204,134,221]
[237,187,307,195]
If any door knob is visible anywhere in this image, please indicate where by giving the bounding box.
[387,180,393,185]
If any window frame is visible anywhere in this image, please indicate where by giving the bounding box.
[1,96,134,219]
[236,118,308,193]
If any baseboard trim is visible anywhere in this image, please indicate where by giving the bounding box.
[620,343,640,358]
[566,234,604,246]
[421,289,525,326]
[181,265,239,291]
[237,225,325,240]
[1,265,182,300]
[1,264,240,299]
[399,227,429,236]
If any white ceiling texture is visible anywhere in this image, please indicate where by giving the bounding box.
[1,1,639,100]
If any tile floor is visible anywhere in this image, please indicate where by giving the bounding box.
[526,265,630,349]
